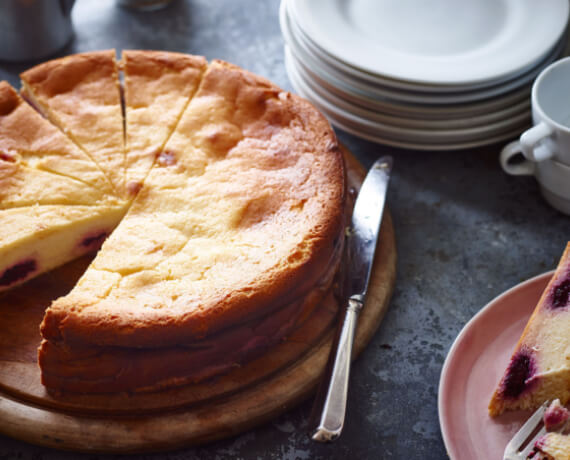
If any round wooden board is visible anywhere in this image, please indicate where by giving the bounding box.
[0,149,397,453]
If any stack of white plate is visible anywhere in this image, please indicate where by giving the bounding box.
[280,0,569,150]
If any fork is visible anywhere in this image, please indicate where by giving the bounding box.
[503,401,550,460]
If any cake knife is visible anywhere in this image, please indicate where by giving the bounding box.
[309,155,393,442]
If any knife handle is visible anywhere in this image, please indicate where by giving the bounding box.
[310,296,363,442]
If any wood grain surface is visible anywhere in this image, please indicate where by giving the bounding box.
[0,148,397,453]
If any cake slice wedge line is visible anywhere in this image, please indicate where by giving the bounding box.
[19,81,121,198]
[0,80,118,197]
[120,50,208,195]
[20,50,127,197]
[0,163,124,210]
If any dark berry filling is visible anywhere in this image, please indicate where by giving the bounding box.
[0,151,16,162]
[551,279,570,309]
[0,259,37,287]
[501,350,535,399]
[80,231,108,250]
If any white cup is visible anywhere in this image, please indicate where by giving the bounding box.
[501,57,570,214]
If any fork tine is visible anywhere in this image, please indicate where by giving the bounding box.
[509,402,549,447]
[504,402,549,458]
[520,425,547,458]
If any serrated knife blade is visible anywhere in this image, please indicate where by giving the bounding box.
[309,155,393,442]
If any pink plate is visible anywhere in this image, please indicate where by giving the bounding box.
[438,271,554,459]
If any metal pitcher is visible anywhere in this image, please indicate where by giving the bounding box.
[0,0,75,62]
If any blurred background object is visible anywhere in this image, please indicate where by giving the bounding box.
[0,0,75,62]
[117,0,174,12]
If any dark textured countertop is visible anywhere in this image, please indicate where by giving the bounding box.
[0,1,568,459]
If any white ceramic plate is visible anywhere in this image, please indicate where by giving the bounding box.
[286,10,566,103]
[292,51,531,131]
[281,0,567,104]
[289,0,569,85]
[285,51,530,150]
[283,0,568,95]
[285,48,530,129]
[286,49,531,144]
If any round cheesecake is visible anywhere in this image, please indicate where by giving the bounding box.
[0,51,347,393]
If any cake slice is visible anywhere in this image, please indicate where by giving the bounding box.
[534,432,570,459]
[530,400,570,459]
[489,243,570,416]
[0,81,116,197]
[121,50,207,194]
[20,50,126,196]
[39,60,346,392]
[0,205,126,292]
[0,81,128,291]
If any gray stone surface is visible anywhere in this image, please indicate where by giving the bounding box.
[0,1,568,458]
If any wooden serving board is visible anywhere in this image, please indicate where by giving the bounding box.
[0,150,396,453]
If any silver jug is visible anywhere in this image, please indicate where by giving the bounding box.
[0,0,76,62]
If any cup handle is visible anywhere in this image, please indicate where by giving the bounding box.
[500,140,535,176]
[520,122,555,162]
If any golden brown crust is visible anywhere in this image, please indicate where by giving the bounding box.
[20,50,118,100]
[41,59,346,349]
[121,50,207,80]
[0,82,19,116]
[38,241,342,393]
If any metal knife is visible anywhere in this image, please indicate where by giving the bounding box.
[309,155,393,442]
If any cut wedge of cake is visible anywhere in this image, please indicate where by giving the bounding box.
[20,50,126,196]
[39,59,346,392]
[0,81,116,197]
[489,243,570,416]
[535,432,570,459]
[0,80,128,291]
[121,50,207,193]
[0,205,126,292]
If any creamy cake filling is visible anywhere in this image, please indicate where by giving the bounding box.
[0,205,127,293]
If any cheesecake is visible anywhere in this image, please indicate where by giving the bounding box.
[0,50,346,393]
[0,205,126,292]
[535,432,570,459]
[0,80,128,292]
[489,243,570,416]
[39,59,346,392]
[0,82,116,196]
[121,50,207,194]
[20,50,126,196]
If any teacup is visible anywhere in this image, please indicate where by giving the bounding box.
[502,56,570,164]
[501,56,570,214]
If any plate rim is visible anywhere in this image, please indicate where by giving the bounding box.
[283,0,567,95]
[285,49,531,143]
[289,0,569,85]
